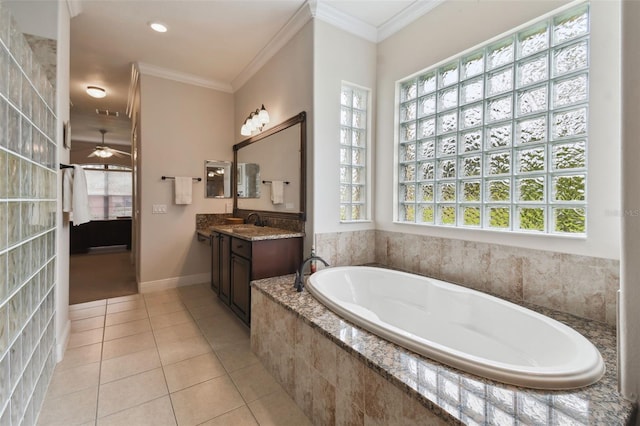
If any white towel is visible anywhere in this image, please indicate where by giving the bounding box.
[174,177,192,205]
[270,180,284,204]
[62,165,91,226]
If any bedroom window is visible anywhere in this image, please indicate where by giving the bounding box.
[396,4,589,234]
[84,165,133,220]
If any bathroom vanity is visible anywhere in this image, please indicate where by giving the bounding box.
[204,225,303,325]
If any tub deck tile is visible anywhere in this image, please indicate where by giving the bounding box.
[251,273,635,425]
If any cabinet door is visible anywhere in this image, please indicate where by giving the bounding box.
[230,254,251,325]
[219,234,231,304]
[210,233,221,294]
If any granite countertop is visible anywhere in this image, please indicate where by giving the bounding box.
[197,224,304,242]
[252,273,636,425]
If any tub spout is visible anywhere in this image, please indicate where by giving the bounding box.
[294,255,329,292]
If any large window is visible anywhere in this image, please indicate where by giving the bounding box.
[397,4,589,234]
[340,83,371,221]
[84,165,132,220]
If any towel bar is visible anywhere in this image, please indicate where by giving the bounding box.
[161,176,202,182]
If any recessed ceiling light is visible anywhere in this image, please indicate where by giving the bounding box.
[149,22,168,33]
[86,86,106,98]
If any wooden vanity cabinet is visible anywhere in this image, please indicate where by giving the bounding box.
[210,232,231,303]
[229,236,302,325]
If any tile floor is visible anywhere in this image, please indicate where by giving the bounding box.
[36,284,312,426]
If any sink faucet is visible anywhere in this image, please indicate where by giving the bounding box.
[294,255,329,292]
[247,212,265,227]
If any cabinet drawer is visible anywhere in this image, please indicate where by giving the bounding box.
[231,237,252,259]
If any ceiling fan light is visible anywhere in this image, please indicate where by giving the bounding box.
[86,86,106,98]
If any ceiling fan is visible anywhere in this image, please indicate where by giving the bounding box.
[89,129,131,158]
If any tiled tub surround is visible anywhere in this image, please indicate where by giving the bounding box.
[315,230,618,326]
[0,3,59,426]
[251,276,635,425]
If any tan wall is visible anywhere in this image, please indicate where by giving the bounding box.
[138,75,234,288]
[375,0,621,260]
[620,0,640,403]
[313,20,377,235]
[233,21,314,252]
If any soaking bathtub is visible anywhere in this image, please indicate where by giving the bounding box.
[306,266,605,390]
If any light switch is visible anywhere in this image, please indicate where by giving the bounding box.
[152,204,167,214]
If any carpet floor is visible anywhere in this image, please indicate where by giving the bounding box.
[69,248,138,305]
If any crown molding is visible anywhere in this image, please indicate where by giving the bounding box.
[126,63,139,118]
[66,0,82,18]
[312,0,378,42]
[377,0,446,42]
[136,62,233,93]
[231,1,314,91]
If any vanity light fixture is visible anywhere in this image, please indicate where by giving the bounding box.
[240,104,270,136]
[149,22,168,33]
[86,86,106,98]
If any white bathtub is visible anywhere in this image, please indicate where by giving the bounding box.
[306,266,605,390]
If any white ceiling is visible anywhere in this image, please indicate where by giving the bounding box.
[67,0,439,145]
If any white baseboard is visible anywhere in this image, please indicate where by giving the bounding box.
[139,272,210,293]
[56,319,71,362]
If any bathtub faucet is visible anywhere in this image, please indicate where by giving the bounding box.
[294,255,329,292]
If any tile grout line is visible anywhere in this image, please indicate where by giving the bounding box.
[180,286,264,426]
[94,301,107,426]
[145,292,181,426]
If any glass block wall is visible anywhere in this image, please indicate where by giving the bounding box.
[0,3,58,425]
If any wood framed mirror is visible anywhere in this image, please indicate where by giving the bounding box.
[233,111,306,220]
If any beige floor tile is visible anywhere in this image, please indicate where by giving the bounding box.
[68,328,104,349]
[70,299,106,311]
[37,386,98,426]
[70,315,105,333]
[100,348,161,384]
[97,395,177,426]
[198,316,249,348]
[69,305,107,321]
[157,334,212,366]
[163,352,226,393]
[146,300,187,317]
[107,293,142,304]
[102,331,156,360]
[230,362,283,403]
[153,321,202,345]
[47,362,101,398]
[149,310,194,330]
[106,299,147,314]
[170,376,245,426]
[103,318,151,341]
[214,340,260,372]
[56,342,102,372]
[105,308,149,327]
[98,368,168,418]
[144,289,181,305]
[186,301,229,320]
[199,405,258,426]
[248,389,312,426]
[180,293,219,309]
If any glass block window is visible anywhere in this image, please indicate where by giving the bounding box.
[397,4,589,234]
[340,83,370,221]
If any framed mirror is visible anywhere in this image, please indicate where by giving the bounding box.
[233,112,306,219]
[205,160,232,198]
